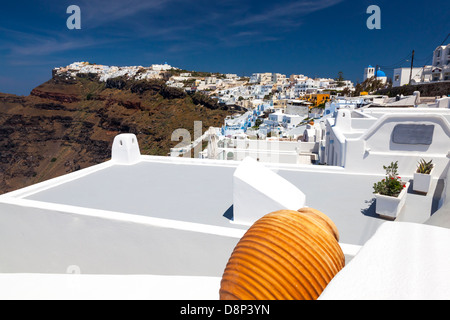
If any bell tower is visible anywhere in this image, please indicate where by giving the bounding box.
[364,65,375,81]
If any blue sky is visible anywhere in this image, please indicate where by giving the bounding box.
[0,0,449,95]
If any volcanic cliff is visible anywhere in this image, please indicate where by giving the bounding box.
[0,74,234,194]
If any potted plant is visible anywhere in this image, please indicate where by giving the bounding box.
[373,161,409,219]
[413,158,434,194]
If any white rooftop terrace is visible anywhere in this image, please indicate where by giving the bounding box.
[0,133,449,299]
[3,142,446,241]
[8,152,444,244]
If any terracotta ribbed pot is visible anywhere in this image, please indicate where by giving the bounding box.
[220,208,344,300]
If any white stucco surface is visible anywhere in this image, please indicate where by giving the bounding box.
[0,274,221,300]
[319,222,450,300]
[233,157,306,225]
[0,198,242,276]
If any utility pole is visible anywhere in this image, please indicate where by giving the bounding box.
[409,49,415,85]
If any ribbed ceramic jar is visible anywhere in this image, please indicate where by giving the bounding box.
[220,208,345,300]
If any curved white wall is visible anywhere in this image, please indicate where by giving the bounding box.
[362,114,450,155]
[343,114,450,176]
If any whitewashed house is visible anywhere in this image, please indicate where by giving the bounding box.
[420,44,450,83]
[393,67,424,87]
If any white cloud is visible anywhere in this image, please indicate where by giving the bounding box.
[0,0,346,60]
[234,0,344,26]
[78,0,171,27]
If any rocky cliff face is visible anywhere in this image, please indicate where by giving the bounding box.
[0,75,233,194]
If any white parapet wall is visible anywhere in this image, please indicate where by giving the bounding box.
[345,113,450,177]
[0,198,243,276]
[326,110,450,177]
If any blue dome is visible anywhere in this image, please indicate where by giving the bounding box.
[376,70,386,77]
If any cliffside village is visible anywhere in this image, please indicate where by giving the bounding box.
[54,43,450,166]
[53,61,356,109]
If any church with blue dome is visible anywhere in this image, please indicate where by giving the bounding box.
[364,65,387,84]
[376,70,386,78]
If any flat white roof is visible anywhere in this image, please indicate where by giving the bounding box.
[6,155,441,246]
[24,159,243,230]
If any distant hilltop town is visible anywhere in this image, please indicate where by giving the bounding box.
[53,61,177,82]
[53,61,356,108]
[53,43,450,110]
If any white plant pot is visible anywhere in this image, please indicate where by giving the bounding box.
[413,168,434,194]
[375,182,409,219]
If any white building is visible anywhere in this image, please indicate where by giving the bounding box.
[430,44,450,81]
[249,73,273,84]
[420,44,450,83]
[323,97,367,117]
[151,62,174,71]
[282,114,305,129]
[272,73,287,85]
[285,99,310,116]
[289,74,308,83]
[225,74,238,79]
[293,79,319,96]
[204,76,217,85]
[393,67,424,87]
[432,44,450,70]
[267,110,284,122]
[322,107,450,175]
